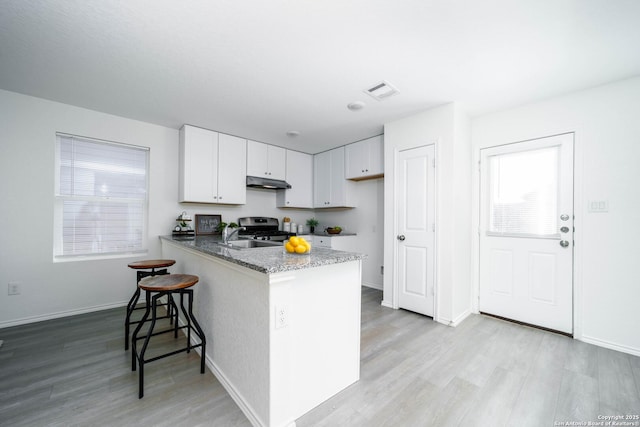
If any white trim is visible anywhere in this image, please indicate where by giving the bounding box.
[362,281,382,290]
[0,299,132,329]
[380,301,394,309]
[207,356,269,427]
[580,335,640,357]
[179,318,295,427]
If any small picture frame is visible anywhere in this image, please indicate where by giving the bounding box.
[195,214,222,235]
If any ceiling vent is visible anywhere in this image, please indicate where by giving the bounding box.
[364,80,399,101]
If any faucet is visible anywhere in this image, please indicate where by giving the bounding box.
[222,225,246,244]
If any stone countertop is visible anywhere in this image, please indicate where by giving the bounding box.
[160,235,364,275]
[310,232,357,237]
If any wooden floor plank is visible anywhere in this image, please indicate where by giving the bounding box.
[1,288,639,427]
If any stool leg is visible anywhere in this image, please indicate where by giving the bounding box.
[170,294,179,338]
[186,289,207,374]
[131,290,151,372]
[137,292,161,399]
[179,292,192,353]
[124,287,141,350]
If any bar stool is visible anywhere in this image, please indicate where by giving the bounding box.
[125,259,177,350]
[131,274,206,398]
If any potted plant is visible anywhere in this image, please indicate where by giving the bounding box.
[216,221,238,233]
[306,218,319,233]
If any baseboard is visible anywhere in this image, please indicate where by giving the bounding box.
[180,319,295,427]
[0,300,134,329]
[206,356,267,427]
[580,334,640,357]
[436,309,471,327]
[380,300,394,309]
[361,281,382,291]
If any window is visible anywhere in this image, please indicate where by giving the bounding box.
[54,133,149,260]
[488,146,559,237]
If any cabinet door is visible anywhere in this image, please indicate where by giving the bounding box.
[345,141,367,179]
[247,140,269,178]
[217,133,247,204]
[247,140,286,180]
[313,150,331,207]
[367,135,384,176]
[277,150,313,208]
[267,145,286,180]
[179,125,218,203]
[329,147,346,207]
[313,236,332,248]
[345,135,383,179]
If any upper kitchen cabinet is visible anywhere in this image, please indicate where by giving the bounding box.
[345,135,384,180]
[276,150,313,208]
[314,147,356,208]
[179,125,247,204]
[247,140,286,181]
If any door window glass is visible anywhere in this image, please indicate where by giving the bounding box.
[488,146,559,237]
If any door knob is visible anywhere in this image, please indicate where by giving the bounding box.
[559,240,570,248]
[560,226,570,233]
[397,235,405,241]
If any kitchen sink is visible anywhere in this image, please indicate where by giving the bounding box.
[217,239,282,249]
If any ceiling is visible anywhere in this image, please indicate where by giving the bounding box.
[2,1,640,153]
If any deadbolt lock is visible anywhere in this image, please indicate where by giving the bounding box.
[560,226,570,233]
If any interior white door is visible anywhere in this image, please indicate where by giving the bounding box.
[479,133,574,333]
[396,145,435,317]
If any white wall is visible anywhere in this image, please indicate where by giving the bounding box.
[383,103,472,325]
[0,89,310,327]
[314,177,384,289]
[471,76,640,355]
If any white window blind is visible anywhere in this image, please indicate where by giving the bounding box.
[488,146,559,237]
[54,134,149,259]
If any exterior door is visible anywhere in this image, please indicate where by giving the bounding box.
[479,133,574,333]
[396,145,436,317]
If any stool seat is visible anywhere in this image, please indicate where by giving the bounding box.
[139,274,199,292]
[128,259,176,270]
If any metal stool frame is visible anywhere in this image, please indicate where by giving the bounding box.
[125,267,178,350]
[131,286,206,398]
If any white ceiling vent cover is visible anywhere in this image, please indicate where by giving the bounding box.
[364,81,399,101]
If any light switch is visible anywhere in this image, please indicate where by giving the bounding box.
[588,200,608,213]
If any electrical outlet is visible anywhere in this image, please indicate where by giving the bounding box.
[275,305,288,329]
[8,281,21,296]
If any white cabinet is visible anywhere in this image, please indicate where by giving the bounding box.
[313,235,357,252]
[345,135,384,180]
[247,140,286,181]
[179,125,247,204]
[313,147,356,208]
[276,150,313,208]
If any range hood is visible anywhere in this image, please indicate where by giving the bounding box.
[246,175,291,190]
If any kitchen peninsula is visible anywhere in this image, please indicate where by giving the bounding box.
[160,235,364,427]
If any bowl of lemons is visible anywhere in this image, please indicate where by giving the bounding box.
[284,236,311,255]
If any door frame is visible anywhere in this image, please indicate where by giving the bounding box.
[471,131,583,340]
[391,143,438,319]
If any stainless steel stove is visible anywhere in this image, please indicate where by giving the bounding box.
[237,217,297,241]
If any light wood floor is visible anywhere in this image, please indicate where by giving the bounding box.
[1,288,639,426]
